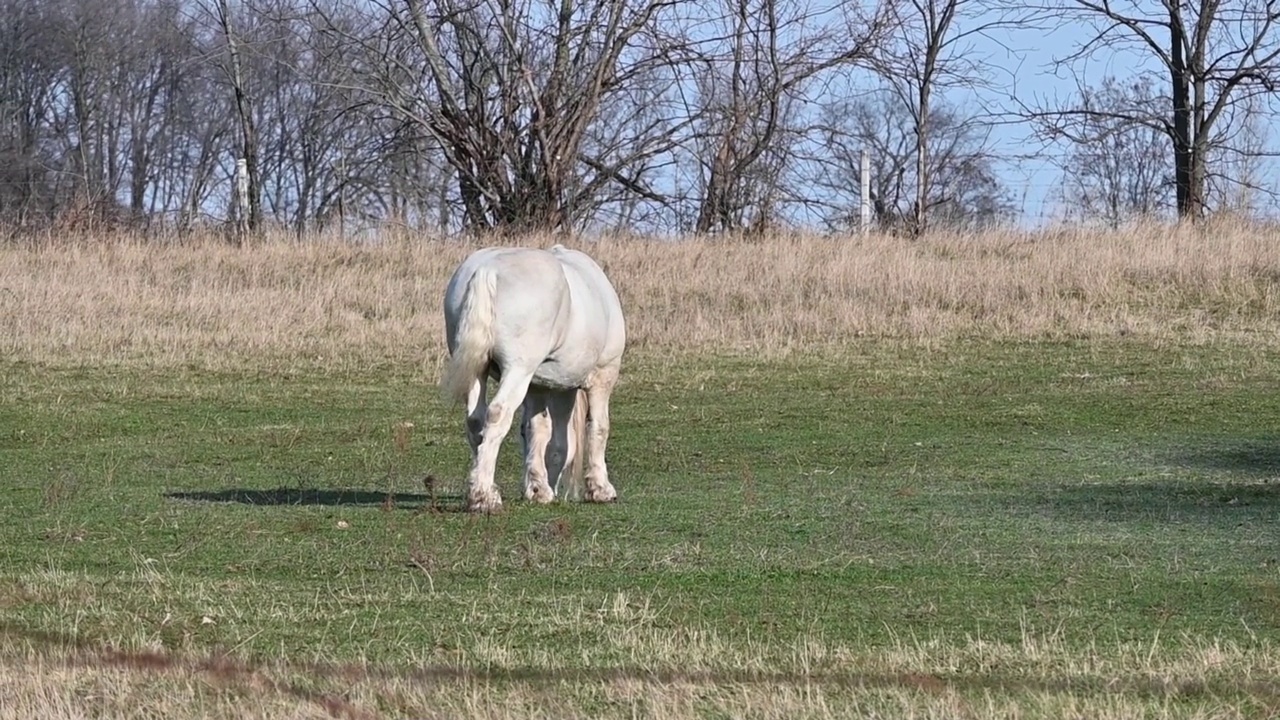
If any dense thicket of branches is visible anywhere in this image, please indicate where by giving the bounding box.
[0,0,1273,236]
[814,93,1013,231]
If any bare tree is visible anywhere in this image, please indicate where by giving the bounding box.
[47,0,135,221]
[813,91,1013,231]
[876,0,1027,235]
[1026,0,1280,220]
[118,0,202,224]
[1204,88,1273,213]
[205,0,263,233]
[0,0,62,224]
[1055,76,1171,226]
[331,0,683,234]
[569,18,698,234]
[239,0,375,235]
[687,0,886,234]
[154,12,236,232]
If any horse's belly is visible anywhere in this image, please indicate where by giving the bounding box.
[530,358,590,390]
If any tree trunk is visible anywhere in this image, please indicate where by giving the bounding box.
[914,85,930,236]
[218,0,261,234]
[1169,10,1196,219]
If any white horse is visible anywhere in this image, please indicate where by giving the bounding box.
[441,244,626,513]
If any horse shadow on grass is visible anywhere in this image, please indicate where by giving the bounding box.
[1173,439,1280,478]
[166,483,463,512]
[1031,438,1280,525]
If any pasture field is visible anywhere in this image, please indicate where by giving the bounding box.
[2,225,1280,718]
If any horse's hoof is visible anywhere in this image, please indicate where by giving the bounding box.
[585,484,617,503]
[467,491,503,514]
[525,485,555,504]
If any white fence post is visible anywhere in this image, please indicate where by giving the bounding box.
[235,158,250,239]
[860,148,871,235]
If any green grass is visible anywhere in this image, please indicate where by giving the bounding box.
[2,340,1280,717]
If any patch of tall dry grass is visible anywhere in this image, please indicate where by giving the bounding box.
[2,220,1279,370]
[2,630,1276,719]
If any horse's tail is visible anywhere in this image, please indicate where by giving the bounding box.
[440,267,498,404]
[566,388,589,501]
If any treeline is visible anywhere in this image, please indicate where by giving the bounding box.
[1,0,1276,238]
[2,0,423,236]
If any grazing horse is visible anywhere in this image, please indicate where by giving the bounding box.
[441,245,626,513]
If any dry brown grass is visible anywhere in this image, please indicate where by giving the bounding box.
[2,219,1280,371]
[3,630,1277,719]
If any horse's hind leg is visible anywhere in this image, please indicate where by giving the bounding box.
[544,388,580,499]
[583,368,619,503]
[464,375,488,461]
[466,368,535,513]
[520,390,556,504]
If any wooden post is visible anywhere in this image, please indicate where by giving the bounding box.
[859,148,871,235]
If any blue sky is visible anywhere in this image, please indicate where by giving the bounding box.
[955,16,1130,224]
[985,19,1129,223]
[984,19,1091,224]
